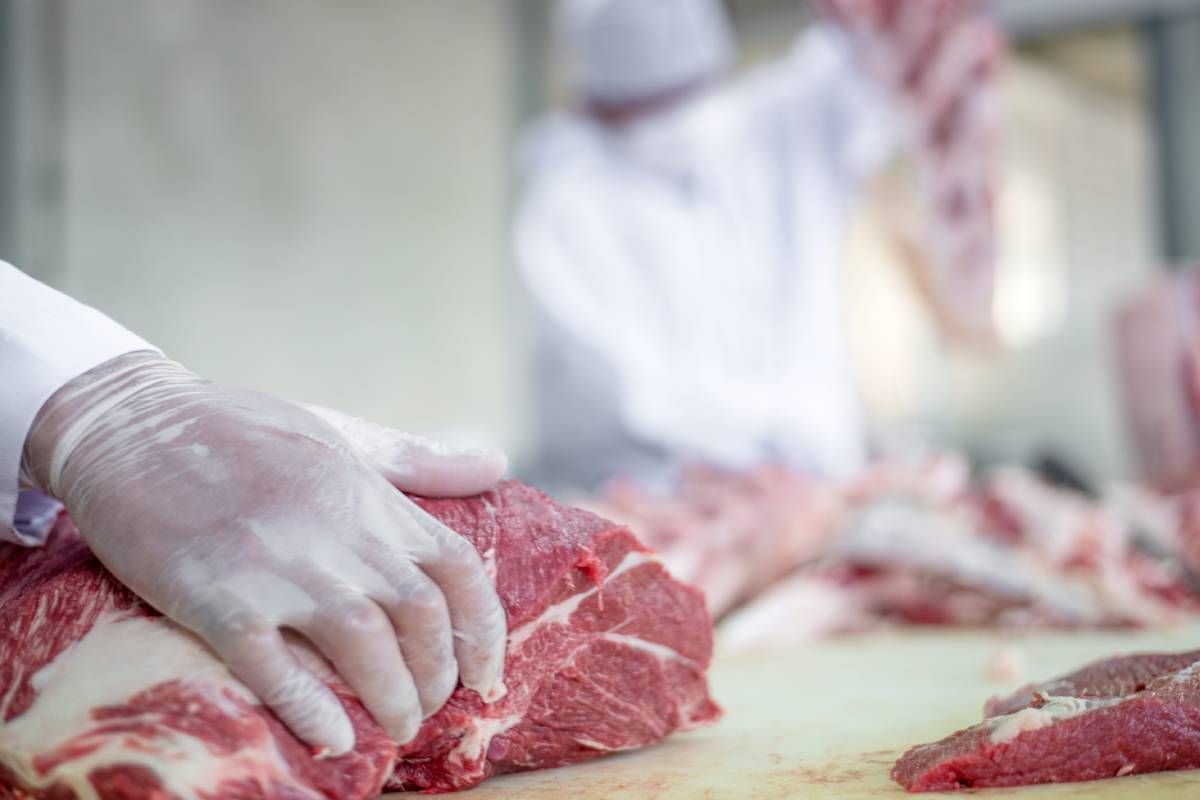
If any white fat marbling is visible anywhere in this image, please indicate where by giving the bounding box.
[0,609,324,800]
[989,694,1121,744]
[507,550,657,651]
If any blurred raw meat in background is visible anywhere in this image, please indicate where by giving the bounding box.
[583,450,1200,654]
[815,0,1004,342]
[1115,267,1200,492]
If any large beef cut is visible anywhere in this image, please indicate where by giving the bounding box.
[892,648,1200,791]
[0,480,719,798]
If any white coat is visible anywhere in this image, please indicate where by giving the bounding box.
[0,261,154,544]
[514,27,898,491]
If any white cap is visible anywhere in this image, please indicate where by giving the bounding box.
[557,0,735,105]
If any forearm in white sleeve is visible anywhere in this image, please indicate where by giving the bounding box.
[0,261,158,545]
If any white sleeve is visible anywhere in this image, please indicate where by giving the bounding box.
[0,261,158,545]
[514,180,652,387]
[513,175,684,451]
[514,172,762,467]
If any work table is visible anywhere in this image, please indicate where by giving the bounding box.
[393,625,1200,798]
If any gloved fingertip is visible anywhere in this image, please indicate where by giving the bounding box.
[386,717,424,747]
[381,446,508,498]
[459,667,507,705]
[314,712,357,757]
[417,667,460,720]
[458,447,508,487]
[270,683,357,756]
[454,630,508,705]
[278,710,355,759]
[481,678,508,705]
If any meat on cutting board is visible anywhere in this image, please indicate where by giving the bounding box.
[892,648,1200,791]
[0,480,719,798]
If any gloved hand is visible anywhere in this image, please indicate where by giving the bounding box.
[20,351,508,755]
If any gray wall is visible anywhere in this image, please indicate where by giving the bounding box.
[41,1,526,451]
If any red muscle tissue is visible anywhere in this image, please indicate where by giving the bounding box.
[0,481,719,798]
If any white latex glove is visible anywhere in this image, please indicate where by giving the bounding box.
[21,352,508,755]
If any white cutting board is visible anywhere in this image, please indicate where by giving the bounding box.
[386,625,1200,798]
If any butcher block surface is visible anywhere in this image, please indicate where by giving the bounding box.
[394,625,1200,798]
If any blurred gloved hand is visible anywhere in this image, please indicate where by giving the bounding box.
[20,351,508,755]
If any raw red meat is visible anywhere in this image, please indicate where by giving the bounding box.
[892,649,1200,791]
[814,0,1003,341]
[983,649,1200,717]
[1114,270,1200,492]
[585,465,842,619]
[0,480,719,798]
[616,454,1194,655]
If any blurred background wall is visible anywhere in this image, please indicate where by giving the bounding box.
[2,0,1199,481]
[4,0,527,452]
